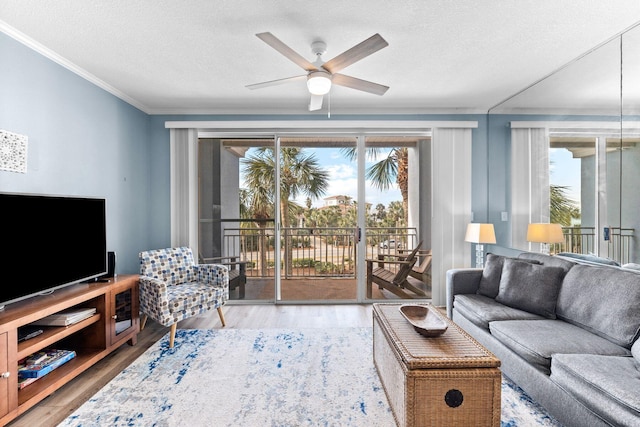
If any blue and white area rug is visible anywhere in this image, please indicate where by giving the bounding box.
[60,328,561,426]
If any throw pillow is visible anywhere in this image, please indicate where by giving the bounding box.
[477,254,541,299]
[633,340,640,370]
[477,253,505,298]
[556,265,640,348]
[495,258,566,319]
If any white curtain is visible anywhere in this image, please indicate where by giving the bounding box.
[431,127,473,306]
[510,127,550,251]
[170,128,199,254]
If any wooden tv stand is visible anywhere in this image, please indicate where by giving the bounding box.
[0,275,139,425]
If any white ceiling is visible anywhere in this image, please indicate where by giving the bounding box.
[1,1,640,115]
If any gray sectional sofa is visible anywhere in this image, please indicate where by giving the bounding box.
[446,252,640,427]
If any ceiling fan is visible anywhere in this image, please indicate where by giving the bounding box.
[246,32,389,111]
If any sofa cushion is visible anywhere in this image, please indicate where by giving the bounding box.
[633,340,640,370]
[495,258,565,318]
[551,353,640,426]
[556,264,640,348]
[489,319,630,375]
[477,254,540,298]
[453,294,543,330]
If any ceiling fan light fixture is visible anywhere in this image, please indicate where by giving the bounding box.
[307,71,332,95]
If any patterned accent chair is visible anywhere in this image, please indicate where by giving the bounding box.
[139,247,229,348]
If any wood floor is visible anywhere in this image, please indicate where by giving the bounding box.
[8,304,374,427]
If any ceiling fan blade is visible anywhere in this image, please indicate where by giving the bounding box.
[321,34,388,74]
[332,74,389,96]
[256,32,318,71]
[308,94,323,111]
[246,75,307,90]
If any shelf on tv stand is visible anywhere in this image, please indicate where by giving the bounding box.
[16,314,101,360]
[17,349,98,406]
[0,275,139,425]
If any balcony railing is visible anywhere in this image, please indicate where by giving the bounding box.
[216,224,634,279]
[557,226,634,265]
[221,226,418,278]
[605,227,635,265]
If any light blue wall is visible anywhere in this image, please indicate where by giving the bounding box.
[0,32,152,274]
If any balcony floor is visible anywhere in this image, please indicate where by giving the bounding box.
[232,276,432,301]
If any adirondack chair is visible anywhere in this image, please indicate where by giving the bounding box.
[366,242,428,299]
[409,249,432,284]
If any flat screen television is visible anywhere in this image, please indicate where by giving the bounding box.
[0,192,107,309]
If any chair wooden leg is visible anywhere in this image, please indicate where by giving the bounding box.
[217,307,226,327]
[366,262,373,299]
[169,323,177,348]
[140,314,148,331]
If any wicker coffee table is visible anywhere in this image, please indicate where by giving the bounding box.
[373,303,501,427]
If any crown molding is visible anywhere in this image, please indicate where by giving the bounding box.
[0,20,150,114]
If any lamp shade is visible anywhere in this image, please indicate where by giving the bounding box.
[465,223,497,244]
[526,223,564,243]
[307,71,332,95]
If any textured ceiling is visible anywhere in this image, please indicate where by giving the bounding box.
[1,1,640,114]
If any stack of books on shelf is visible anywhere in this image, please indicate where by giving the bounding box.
[30,307,97,327]
[18,349,76,389]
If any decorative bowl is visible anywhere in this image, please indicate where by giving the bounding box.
[399,304,448,337]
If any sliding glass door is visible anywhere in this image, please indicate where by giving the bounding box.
[278,136,358,302]
[363,136,431,301]
[198,137,276,302]
[197,132,433,304]
[548,133,638,264]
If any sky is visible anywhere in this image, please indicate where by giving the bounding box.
[241,146,401,209]
[549,148,582,203]
[241,146,583,212]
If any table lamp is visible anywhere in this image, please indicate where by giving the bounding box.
[527,223,564,254]
[465,223,496,268]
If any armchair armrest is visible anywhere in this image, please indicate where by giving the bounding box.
[139,276,170,311]
[375,253,410,259]
[398,249,431,256]
[195,263,229,288]
[445,268,483,318]
[366,259,414,265]
[365,258,414,269]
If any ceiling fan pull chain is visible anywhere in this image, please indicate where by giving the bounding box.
[328,91,331,118]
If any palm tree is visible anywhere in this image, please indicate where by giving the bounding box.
[375,203,387,223]
[341,147,409,225]
[386,201,405,228]
[242,147,329,276]
[550,184,580,226]
[238,186,273,276]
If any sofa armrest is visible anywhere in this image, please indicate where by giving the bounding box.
[446,268,482,318]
